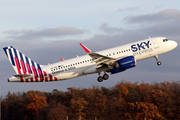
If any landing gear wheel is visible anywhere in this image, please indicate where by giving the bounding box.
[154,56,161,66]
[103,74,109,80]
[157,61,161,66]
[97,76,103,82]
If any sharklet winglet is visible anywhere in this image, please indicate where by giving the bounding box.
[60,58,64,61]
[79,43,91,53]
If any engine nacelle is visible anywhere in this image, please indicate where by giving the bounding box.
[111,56,136,74]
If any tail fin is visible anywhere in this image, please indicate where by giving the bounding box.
[3,46,44,81]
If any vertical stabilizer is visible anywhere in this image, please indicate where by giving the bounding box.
[3,46,44,82]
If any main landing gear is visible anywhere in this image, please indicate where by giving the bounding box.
[97,73,109,82]
[154,55,161,66]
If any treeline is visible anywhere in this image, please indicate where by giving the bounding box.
[2,80,180,120]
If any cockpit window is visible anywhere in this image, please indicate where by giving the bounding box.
[163,39,168,42]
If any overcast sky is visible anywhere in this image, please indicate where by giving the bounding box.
[0,0,180,97]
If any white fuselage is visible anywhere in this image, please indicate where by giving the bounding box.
[41,37,177,81]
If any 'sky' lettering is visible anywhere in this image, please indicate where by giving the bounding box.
[131,41,150,52]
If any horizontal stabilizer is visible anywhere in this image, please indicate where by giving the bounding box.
[14,74,33,78]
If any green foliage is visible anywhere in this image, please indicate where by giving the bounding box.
[101,87,112,95]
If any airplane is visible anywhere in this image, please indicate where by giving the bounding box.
[3,37,177,83]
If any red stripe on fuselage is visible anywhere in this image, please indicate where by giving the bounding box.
[31,66,38,82]
[38,69,43,81]
[30,78,33,82]
[43,71,48,81]
[49,74,53,81]
[43,71,47,76]
[20,77,23,82]
[45,77,48,81]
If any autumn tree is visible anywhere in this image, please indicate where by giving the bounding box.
[1,91,26,120]
[79,88,99,119]
[126,102,164,120]
[2,81,180,119]
[105,96,126,120]
[114,83,129,98]
[24,90,48,115]
[35,100,67,120]
[70,97,88,120]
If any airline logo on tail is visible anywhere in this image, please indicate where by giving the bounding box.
[3,46,45,82]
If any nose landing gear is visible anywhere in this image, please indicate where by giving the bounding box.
[154,55,161,66]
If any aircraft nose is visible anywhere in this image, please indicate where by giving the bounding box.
[168,40,178,49]
[171,40,178,49]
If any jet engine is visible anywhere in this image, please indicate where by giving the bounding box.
[111,56,136,74]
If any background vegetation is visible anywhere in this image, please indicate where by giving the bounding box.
[2,80,180,120]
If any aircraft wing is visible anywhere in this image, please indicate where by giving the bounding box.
[80,43,120,68]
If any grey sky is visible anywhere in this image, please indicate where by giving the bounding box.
[0,1,180,96]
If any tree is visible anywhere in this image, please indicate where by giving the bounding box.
[126,102,164,120]
[25,90,48,115]
[35,100,67,120]
[70,97,88,120]
[1,91,26,120]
